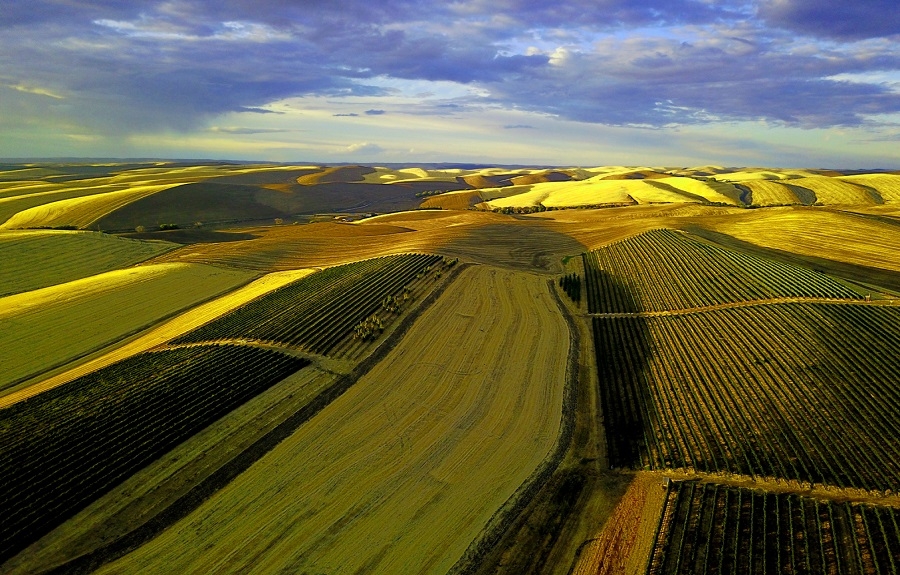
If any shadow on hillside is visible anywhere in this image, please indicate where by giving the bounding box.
[589,269,655,470]
[683,224,900,293]
[441,223,588,273]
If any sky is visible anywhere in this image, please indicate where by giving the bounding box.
[1,0,899,167]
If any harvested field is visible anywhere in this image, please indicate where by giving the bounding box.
[96,182,290,231]
[151,212,588,273]
[420,190,482,210]
[0,230,174,296]
[714,169,823,181]
[98,265,570,574]
[0,182,128,225]
[0,180,66,199]
[99,179,455,230]
[735,179,805,206]
[644,178,742,205]
[296,165,371,185]
[571,473,669,575]
[0,263,254,392]
[509,171,573,185]
[0,164,258,226]
[462,173,511,188]
[841,173,900,201]
[705,208,900,273]
[788,176,879,205]
[482,177,743,210]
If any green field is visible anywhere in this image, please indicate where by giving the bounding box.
[0,230,175,296]
[0,263,255,392]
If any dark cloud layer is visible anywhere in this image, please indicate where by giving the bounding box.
[759,0,900,40]
[1,0,898,138]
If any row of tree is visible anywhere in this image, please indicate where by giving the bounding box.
[559,273,581,303]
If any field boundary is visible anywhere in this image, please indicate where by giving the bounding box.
[449,276,579,575]
[0,267,262,404]
[588,296,894,318]
[37,262,471,575]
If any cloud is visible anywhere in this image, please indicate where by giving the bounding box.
[209,126,293,134]
[1,0,898,148]
[239,106,283,114]
[504,124,536,129]
[758,0,900,40]
[8,83,64,99]
[484,27,900,128]
[346,142,384,154]
[333,113,360,117]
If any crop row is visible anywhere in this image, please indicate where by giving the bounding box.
[0,344,308,563]
[647,481,900,575]
[173,253,444,356]
[583,229,859,313]
[594,303,900,491]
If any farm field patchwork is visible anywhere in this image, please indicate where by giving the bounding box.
[647,481,900,575]
[580,223,900,572]
[0,268,315,408]
[96,265,570,575]
[0,262,255,392]
[479,171,900,210]
[0,345,310,563]
[151,210,589,273]
[5,162,900,574]
[0,183,192,230]
[3,367,337,575]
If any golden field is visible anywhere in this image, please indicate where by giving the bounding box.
[2,162,900,575]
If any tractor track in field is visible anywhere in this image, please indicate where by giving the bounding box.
[451,279,582,575]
